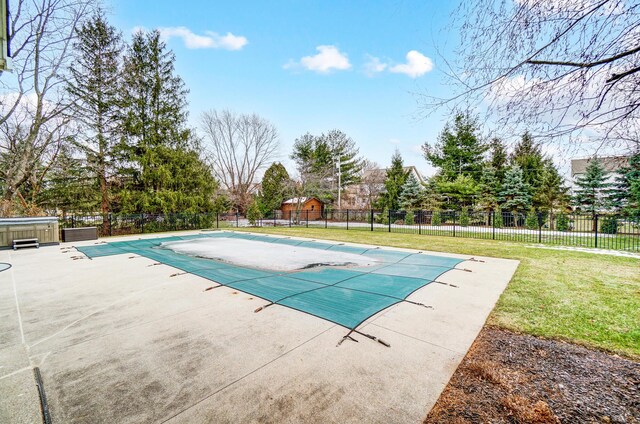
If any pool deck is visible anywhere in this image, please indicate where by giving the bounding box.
[0,230,519,423]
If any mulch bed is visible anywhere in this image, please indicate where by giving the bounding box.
[425,327,639,423]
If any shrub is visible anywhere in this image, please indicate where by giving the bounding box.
[377,207,389,225]
[431,210,442,226]
[459,208,470,227]
[556,213,569,231]
[525,210,539,230]
[493,207,503,228]
[246,200,263,226]
[404,210,415,225]
[600,216,618,234]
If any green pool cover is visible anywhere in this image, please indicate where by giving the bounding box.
[76,232,466,330]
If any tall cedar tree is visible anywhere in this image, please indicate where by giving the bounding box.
[379,150,408,210]
[499,166,531,217]
[399,173,423,210]
[478,166,501,212]
[608,153,640,216]
[290,130,364,203]
[573,158,609,220]
[258,162,290,214]
[488,137,508,183]
[422,113,486,182]
[66,11,122,215]
[535,160,569,215]
[510,132,545,207]
[118,30,215,213]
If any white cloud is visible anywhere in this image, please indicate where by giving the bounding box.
[158,26,248,50]
[363,55,387,76]
[389,50,434,78]
[285,45,351,73]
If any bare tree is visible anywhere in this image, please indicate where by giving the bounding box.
[357,160,384,209]
[421,0,640,150]
[200,109,279,212]
[0,0,94,216]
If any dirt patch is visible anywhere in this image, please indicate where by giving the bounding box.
[425,327,639,423]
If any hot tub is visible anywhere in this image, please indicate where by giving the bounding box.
[0,217,60,249]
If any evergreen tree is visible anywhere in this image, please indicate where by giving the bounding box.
[66,10,123,215]
[38,145,97,216]
[436,174,479,209]
[510,132,546,206]
[117,30,215,213]
[258,162,290,214]
[535,160,569,215]
[398,173,423,210]
[290,130,364,203]
[499,165,532,221]
[478,166,501,212]
[379,150,408,210]
[573,158,610,219]
[608,153,640,216]
[488,137,508,183]
[422,112,486,182]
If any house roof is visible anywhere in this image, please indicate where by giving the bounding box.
[570,156,629,177]
[282,197,323,205]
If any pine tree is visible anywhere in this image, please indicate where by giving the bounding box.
[478,166,501,212]
[436,174,479,209]
[573,158,609,220]
[379,150,408,210]
[499,165,532,223]
[510,132,546,207]
[535,160,569,217]
[117,30,216,213]
[607,152,640,216]
[399,173,423,210]
[422,112,487,182]
[66,10,123,215]
[488,137,508,183]
[258,162,290,214]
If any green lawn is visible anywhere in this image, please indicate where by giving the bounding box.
[234,227,640,359]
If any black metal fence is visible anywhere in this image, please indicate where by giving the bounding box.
[60,209,640,252]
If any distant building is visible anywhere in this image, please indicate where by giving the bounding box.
[344,166,425,209]
[281,197,324,220]
[570,156,629,189]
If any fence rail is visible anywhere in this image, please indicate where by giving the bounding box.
[59,209,640,252]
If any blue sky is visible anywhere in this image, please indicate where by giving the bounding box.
[109,1,461,176]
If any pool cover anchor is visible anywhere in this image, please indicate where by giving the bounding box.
[433,280,459,288]
[254,302,274,313]
[338,329,391,348]
[468,257,485,263]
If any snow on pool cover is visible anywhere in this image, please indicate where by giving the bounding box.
[76,232,467,334]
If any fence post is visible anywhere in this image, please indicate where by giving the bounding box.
[71,216,75,228]
[492,210,496,240]
[453,211,456,237]
[273,210,277,227]
[140,213,144,233]
[418,210,422,235]
[236,212,239,228]
[325,209,328,228]
[370,209,374,232]
[388,209,391,232]
[216,213,219,229]
[109,213,113,237]
[346,209,349,230]
[306,209,309,228]
[538,212,542,243]
[289,211,291,228]
[594,214,599,248]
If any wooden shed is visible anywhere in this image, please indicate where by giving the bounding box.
[281,197,324,220]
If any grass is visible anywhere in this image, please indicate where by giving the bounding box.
[234,227,640,359]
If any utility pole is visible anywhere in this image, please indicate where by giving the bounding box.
[337,156,341,209]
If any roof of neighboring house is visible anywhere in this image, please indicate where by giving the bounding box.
[281,197,324,205]
[571,156,629,177]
